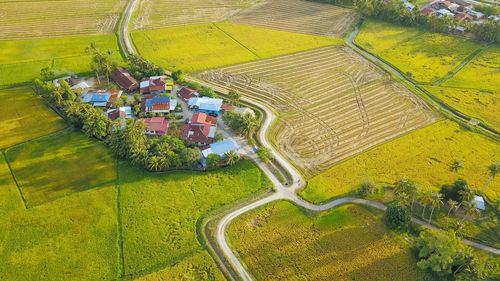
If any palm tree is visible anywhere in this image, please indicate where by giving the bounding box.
[239,113,259,139]
[461,202,480,222]
[457,188,474,210]
[225,151,240,166]
[418,190,432,219]
[447,199,458,216]
[428,192,443,224]
[451,160,463,172]
[147,156,161,172]
[394,178,417,210]
[481,162,499,192]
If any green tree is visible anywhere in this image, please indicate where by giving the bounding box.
[428,192,443,224]
[58,80,76,101]
[394,178,417,209]
[256,147,272,163]
[40,67,55,81]
[228,89,241,105]
[82,109,111,139]
[199,86,215,98]
[239,112,259,139]
[357,179,376,198]
[180,148,201,167]
[481,162,499,192]
[447,199,459,216]
[206,153,221,170]
[415,229,474,277]
[171,69,184,82]
[225,150,240,166]
[461,202,480,222]
[86,42,117,84]
[457,187,475,210]
[384,202,411,230]
[418,189,433,219]
[451,160,463,172]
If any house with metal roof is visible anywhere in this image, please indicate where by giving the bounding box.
[140,77,167,95]
[188,97,223,116]
[142,96,171,113]
[82,92,112,107]
[182,112,217,145]
[201,139,240,159]
[144,117,169,136]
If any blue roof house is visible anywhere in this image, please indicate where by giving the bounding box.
[188,97,223,116]
[201,139,240,166]
[82,92,112,107]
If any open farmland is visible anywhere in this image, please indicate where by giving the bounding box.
[198,46,437,177]
[0,87,66,149]
[0,156,120,280]
[132,22,341,72]
[424,86,499,130]
[356,20,482,83]
[231,0,357,38]
[227,201,435,280]
[301,120,500,203]
[443,46,500,91]
[0,34,122,86]
[133,0,259,30]
[119,160,270,277]
[5,131,116,207]
[0,0,126,39]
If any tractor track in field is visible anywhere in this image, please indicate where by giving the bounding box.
[119,2,500,280]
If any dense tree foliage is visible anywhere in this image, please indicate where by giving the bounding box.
[256,147,273,163]
[206,153,221,170]
[86,42,117,84]
[126,54,164,80]
[440,179,473,203]
[357,179,377,198]
[222,111,259,139]
[384,202,411,230]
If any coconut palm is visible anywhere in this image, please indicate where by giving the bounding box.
[418,189,432,219]
[428,192,443,224]
[457,188,475,210]
[394,178,418,210]
[450,160,463,172]
[225,150,240,166]
[481,162,499,192]
[447,199,459,216]
[147,156,161,172]
[461,201,480,222]
[239,113,259,139]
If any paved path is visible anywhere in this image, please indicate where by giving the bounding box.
[118,3,500,280]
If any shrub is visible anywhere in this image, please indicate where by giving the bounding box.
[357,180,377,198]
[256,147,272,163]
[384,202,411,230]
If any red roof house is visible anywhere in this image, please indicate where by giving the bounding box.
[421,7,436,16]
[140,77,166,94]
[177,87,199,101]
[144,117,169,136]
[112,68,139,92]
[182,112,217,145]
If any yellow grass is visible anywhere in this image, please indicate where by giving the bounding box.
[356,20,481,83]
[227,201,434,280]
[301,120,500,203]
[132,22,341,73]
[0,87,66,149]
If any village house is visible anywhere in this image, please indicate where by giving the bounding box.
[140,76,167,95]
[201,139,240,160]
[82,92,112,107]
[141,96,177,113]
[177,86,199,101]
[188,97,223,116]
[106,106,132,120]
[53,76,94,93]
[144,117,169,136]
[112,68,139,92]
[182,112,218,145]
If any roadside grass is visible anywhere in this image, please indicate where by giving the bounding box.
[0,34,123,86]
[5,130,116,207]
[301,120,500,203]
[227,201,435,280]
[443,46,500,91]
[356,20,482,83]
[0,87,66,149]
[135,251,225,281]
[132,22,341,72]
[0,155,120,280]
[424,86,499,130]
[118,159,271,277]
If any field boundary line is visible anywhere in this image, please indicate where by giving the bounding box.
[1,151,28,209]
[433,46,487,86]
[212,23,261,59]
[2,126,71,151]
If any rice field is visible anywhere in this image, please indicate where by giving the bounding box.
[0,87,66,149]
[133,0,259,30]
[5,131,116,207]
[198,46,437,177]
[356,20,482,83]
[132,22,341,73]
[0,155,120,281]
[425,86,499,130]
[0,34,122,86]
[443,46,500,92]
[0,0,127,39]
[301,120,500,203]
[231,0,357,38]
[119,160,270,277]
[227,201,435,281]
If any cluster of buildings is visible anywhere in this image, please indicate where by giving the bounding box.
[419,0,496,22]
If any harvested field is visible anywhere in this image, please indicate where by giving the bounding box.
[133,0,259,30]
[301,120,500,203]
[230,0,357,38]
[0,87,66,149]
[227,201,435,280]
[198,46,437,177]
[0,0,126,39]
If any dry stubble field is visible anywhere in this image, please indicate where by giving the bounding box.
[198,46,438,177]
[231,0,357,38]
[0,0,126,39]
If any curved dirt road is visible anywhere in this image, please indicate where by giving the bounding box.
[118,3,500,280]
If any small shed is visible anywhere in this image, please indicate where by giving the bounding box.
[473,196,485,210]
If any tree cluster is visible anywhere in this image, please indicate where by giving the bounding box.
[384,202,411,230]
[354,0,500,43]
[86,42,117,84]
[222,111,259,139]
[126,54,164,80]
